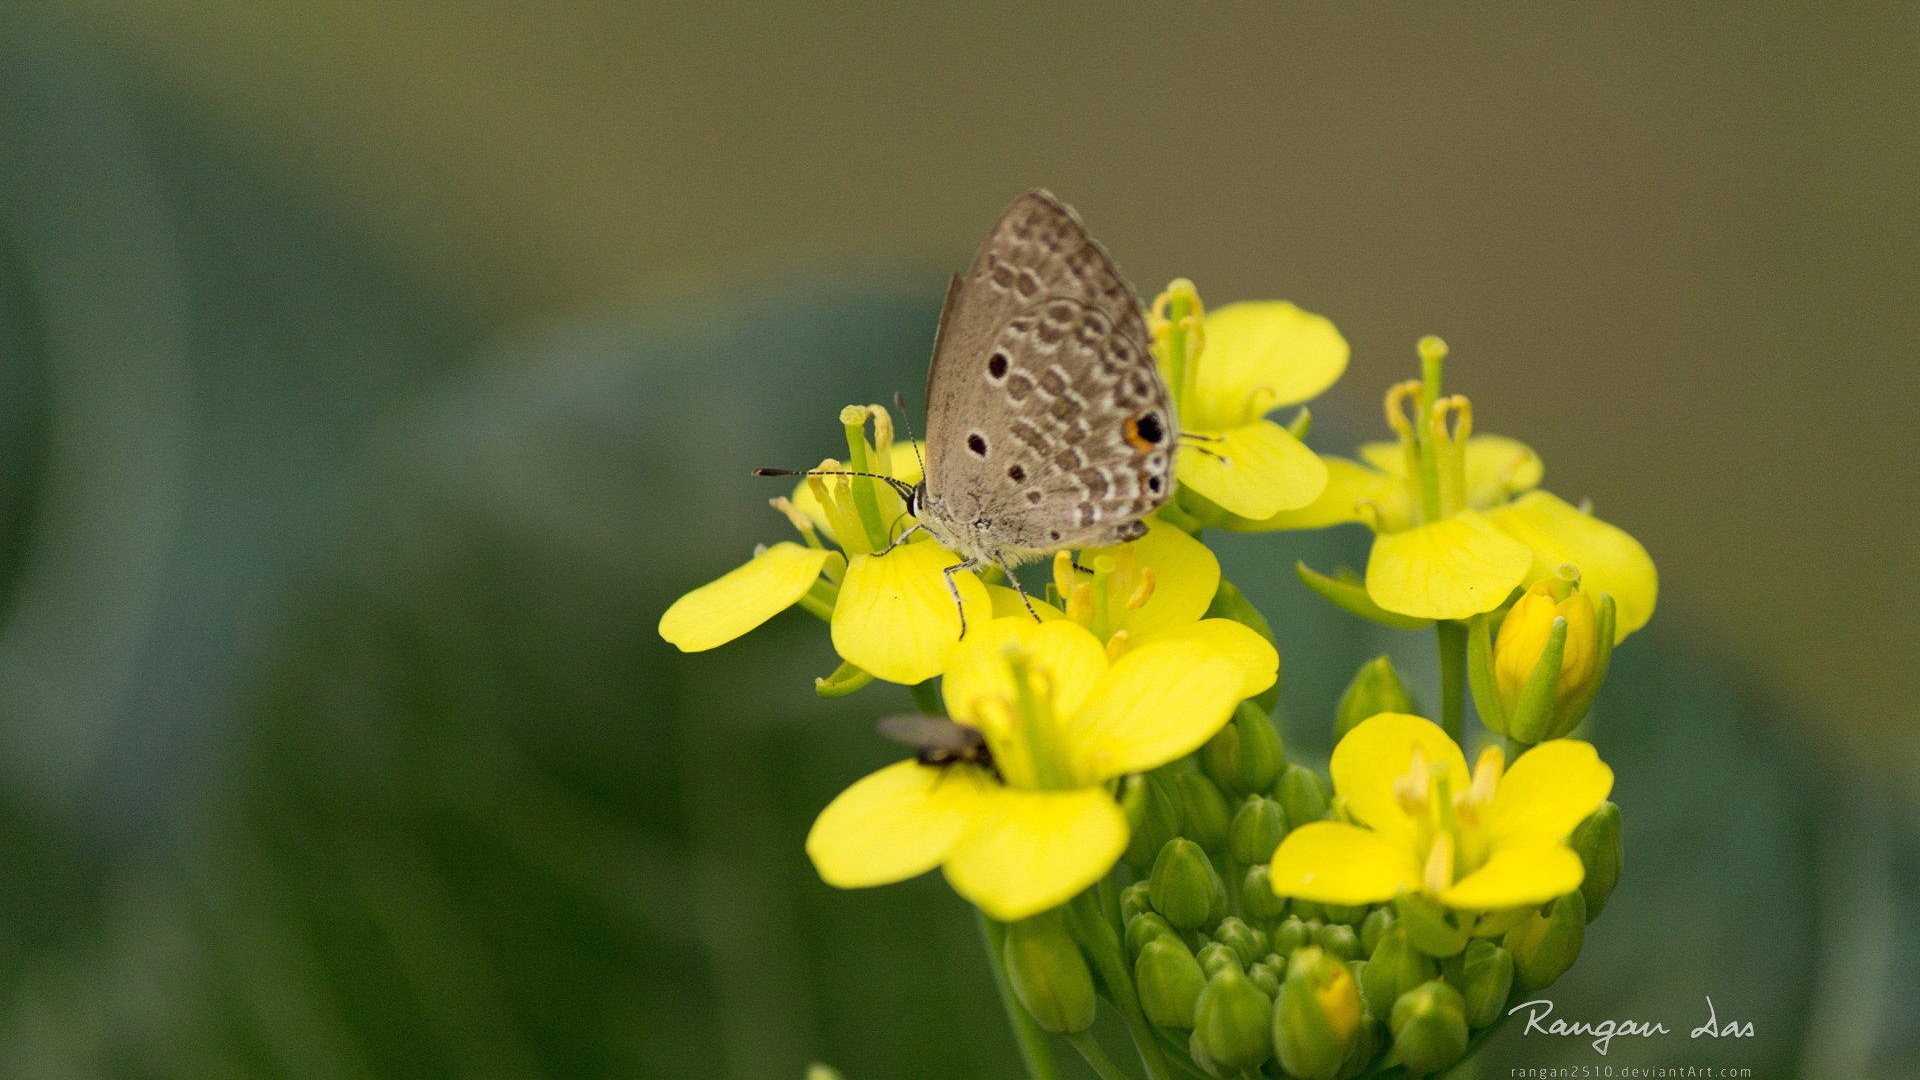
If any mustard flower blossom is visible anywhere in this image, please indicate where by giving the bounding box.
[1268,713,1613,910]
[1152,282,1346,522]
[808,618,1246,920]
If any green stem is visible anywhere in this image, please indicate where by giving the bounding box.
[1067,1032,1137,1080]
[1069,887,1176,1080]
[1436,620,1467,741]
[978,911,1064,1080]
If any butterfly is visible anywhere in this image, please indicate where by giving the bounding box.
[763,191,1179,636]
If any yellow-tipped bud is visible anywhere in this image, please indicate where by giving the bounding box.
[1493,577,1600,729]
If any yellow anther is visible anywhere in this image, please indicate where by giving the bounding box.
[769,496,819,539]
[1066,581,1096,626]
[1051,551,1076,597]
[1423,832,1457,894]
[1384,380,1423,438]
[1246,384,1278,418]
[1462,746,1504,811]
[1355,500,1385,533]
[1125,567,1157,611]
[1393,746,1433,815]
[1429,394,1472,445]
[1104,629,1133,663]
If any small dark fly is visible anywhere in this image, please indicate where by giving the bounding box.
[877,714,999,780]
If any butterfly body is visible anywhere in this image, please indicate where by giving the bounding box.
[909,191,1179,617]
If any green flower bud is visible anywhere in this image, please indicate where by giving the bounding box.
[1120,880,1153,924]
[1336,655,1417,741]
[1570,801,1622,919]
[1275,763,1330,826]
[1212,917,1268,968]
[1360,924,1437,1018]
[1121,773,1183,875]
[1314,923,1361,962]
[1204,703,1285,795]
[1271,916,1311,956]
[1135,937,1207,1030]
[1360,907,1396,955]
[1191,965,1275,1076]
[1002,913,1096,1034]
[1290,898,1324,923]
[1173,770,1233,854]
[1247,959,1282,999]
[1395,893,1469,957]
[1228,795,1289,867]
[1321,902,1365,926]
[1126,911,1178,959]
[1389,980,1470,1074]
[1196,941,1242,980]
[1447,940,1515,1028]
[1240,865,1288,925]
[1273,948,1362,1080]
[1150,838,1219,932]
[1505,890,1587,991]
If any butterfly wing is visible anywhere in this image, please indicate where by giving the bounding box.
[922,191,1176,554]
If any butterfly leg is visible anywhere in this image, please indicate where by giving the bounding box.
[942,557,982,639]
[995,556,1042,623]
[876,521,926,557]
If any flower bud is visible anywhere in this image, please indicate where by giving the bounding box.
[1196,941,1242,980]
[1247,958,1282,999]
[1191,965,1275,1076]
[1321,902,1365,926]
[1290,898,1324,923]
[1135,936,1208,1030]
[1273,948,1362,1080]
[1275,763,1330,827]
[1360,924,1437,1018]
[1121,773,1183,875]
[1505,890,1587,991]
[1228,795,1288,867]
[1570,801,1622,919]
[1484,576,1614,743]
[1271,915,1311,956]
[1447,939,1516,1028]
[1002,913,1096,1034]
[1314,923,1361,962]
[1173,770,1233,854]
[1360,908,1396,955]
[1150,838,1219,932]
[1200,703,1285,796]
[1126,911,1178,959]
[1336,655,1417,741]
[1213,917,1268,968]
[1395,892,1469,957]
[1240,865,1289,925]
[1389,980,1470,1074]
[1120,880,1153,924]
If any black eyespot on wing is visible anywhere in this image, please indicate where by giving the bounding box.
[967,433,988,456]
[1147,475,1163,493]
[988,352,1009,379]
[1048,529,1062,542]
[1136,413,1164,443]
[1007,464,1026,482]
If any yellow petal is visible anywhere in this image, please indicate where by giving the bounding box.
[1365,511,1532,621]
[658,542,830,651]
[1079,518,1218,637]
[1486,490,1657,641]
[1062,644,1245,783]
[1358,436,1541,512]
[942,618,1107,733]
[1269,821,1423,905]
[1331,713,1469,837]
[1134,619,1278,701]
[806,759,993,888]
[943,786,1128,921]
[986,584,1064,622]
[1177,420,1329,520]
[1485,739,1613,849]
[1217,456,1408,533]
[1439,842,1585,910]
[831,541,990,684]
[1185,301,1348,430]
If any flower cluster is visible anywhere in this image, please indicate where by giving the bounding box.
[660,283,1650,1080]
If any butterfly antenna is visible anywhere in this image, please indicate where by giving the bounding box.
[893,391,927,477]
[753,467,917,503]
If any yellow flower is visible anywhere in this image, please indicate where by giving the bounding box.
[1268,713,1612,910]
[982,518,1279,700]
[1493,578,1600,717]
[1152,282,1346,521]
[807,618,1244,920]
[1253,339,1656,639]
[657,406,992,685]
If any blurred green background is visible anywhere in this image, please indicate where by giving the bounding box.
[0,2,1913,1077]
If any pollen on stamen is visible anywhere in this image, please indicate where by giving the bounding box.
[1104,629,1132,663]
[1383,380,1422,438]
[1065,581,1096,626]
[1125,567,1157,611]
[1422,832,1456,894]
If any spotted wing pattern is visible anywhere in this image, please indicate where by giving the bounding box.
[920,191,1177,558]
